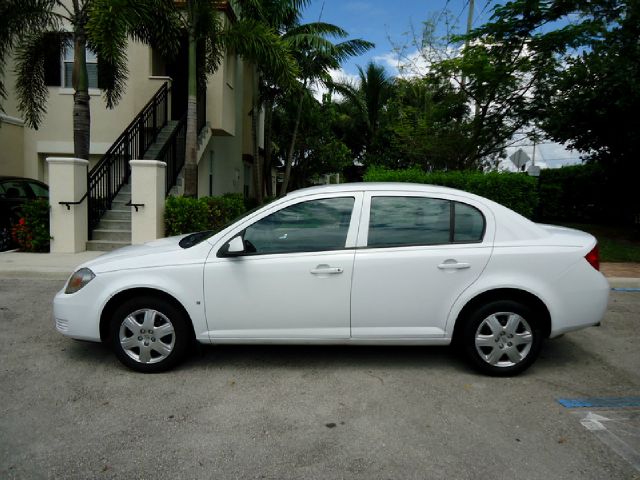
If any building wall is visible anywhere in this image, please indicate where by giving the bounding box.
[0,115,25,177]
[198,56,254,197]
[2,0,259,201]
[2,35,172,181]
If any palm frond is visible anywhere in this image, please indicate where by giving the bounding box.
[14,31,62,128]
[284,22,349,39]
[223,18,299,88]
[86,0,182,108]
[0,0,61,108]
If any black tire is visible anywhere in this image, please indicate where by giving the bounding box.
[110,296,192,373]
[459,300,543,376]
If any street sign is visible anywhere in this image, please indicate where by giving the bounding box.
[510,149,530,170]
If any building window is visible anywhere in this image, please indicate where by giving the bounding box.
[62,38,99,88]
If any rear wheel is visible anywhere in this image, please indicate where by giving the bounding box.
[460,300,543,376]
[110,296,192,373]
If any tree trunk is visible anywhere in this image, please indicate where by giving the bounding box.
[251,68,263,205]
[280,85,306,196]
[72,26,90,160]
[184,10,198,198]
[263,97,274,198]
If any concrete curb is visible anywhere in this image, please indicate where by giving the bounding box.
[608,277,640,290]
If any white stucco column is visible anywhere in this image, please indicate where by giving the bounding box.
[47,157,89,253]
[130,160,166,244]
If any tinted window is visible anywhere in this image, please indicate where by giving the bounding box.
[28,182,48,198]
[368,197,451,247]
[0,181,29,199]
[454,203,484,242]
[243,197,354,254]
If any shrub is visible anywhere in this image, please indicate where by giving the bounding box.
[204,193,246,232]
[11,199,51,252]
[165,193,248,236]
[537,164,608,223]
[364,166,539,218]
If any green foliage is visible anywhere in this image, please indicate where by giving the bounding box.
[538,164,613,223]
[364,166,538,218]
[165,194,246,236]
[203,193,246,232]
[272,93,353,190]
[11,199,50,252]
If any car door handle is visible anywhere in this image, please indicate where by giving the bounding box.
[310,265,344,275]
[437,261,471,270]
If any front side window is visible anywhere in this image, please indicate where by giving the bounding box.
[367,196,485,247]
[242,197,355,255]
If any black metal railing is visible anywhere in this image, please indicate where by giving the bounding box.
[87,83,170,237]
[158,115,187,195]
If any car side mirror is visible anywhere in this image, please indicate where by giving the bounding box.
[218,235,246,257]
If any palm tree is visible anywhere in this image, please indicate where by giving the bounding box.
[333,61,393,162]
[240,0,308,203]
[0,0,181,160]
[177,0,298,198]
[279,29,373,195]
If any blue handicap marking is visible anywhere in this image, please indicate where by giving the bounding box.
[558,396,640,408]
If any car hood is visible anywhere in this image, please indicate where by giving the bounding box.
[77,234,211,274]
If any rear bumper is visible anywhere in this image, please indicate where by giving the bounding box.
[548,261,610,337]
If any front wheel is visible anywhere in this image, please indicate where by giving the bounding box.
[110,296,192,373]
[460,300,543,376]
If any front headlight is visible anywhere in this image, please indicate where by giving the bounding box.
[65,268,96,294]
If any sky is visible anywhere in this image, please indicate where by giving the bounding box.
[300,0,584,167]
[301,0,496,78]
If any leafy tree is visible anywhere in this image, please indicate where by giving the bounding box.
[0,0,181,159]
[460,0,639,221]
[272,93,351,189]
[333,62,393,164]
[279,27,373,195]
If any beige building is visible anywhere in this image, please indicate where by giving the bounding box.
[0,0,260,200]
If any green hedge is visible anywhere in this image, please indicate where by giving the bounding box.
[165,193,246,236]
[537,164,608,223]
[364,166,539,218]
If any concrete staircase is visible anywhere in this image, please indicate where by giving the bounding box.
[85,120,186,252]
[143,120,180,160]
[86,184,132,251]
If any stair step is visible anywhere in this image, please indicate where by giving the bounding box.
[102,210,131,221]
[92,229,131,242]
[97,219,131,230]
[86,240,131,252]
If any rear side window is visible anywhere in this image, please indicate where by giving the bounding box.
[367,196,485,247]
[454,202,484,242]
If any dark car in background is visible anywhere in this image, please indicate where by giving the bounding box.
[0,176,49,251]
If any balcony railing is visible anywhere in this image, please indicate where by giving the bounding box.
[87,83,169,237]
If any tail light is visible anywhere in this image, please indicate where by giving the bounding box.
[585,244,600,271]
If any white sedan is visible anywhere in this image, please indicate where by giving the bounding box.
[54,183,609,375]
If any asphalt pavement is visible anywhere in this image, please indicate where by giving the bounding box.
[0,275,639,479]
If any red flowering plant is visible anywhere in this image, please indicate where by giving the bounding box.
[11,199,51,252]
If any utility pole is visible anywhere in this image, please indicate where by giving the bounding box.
[460,0,475,89]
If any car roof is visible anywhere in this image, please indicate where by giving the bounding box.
[287,182,482,200]
[0,176,47,185]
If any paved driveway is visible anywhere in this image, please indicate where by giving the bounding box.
[1,275,639,479]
